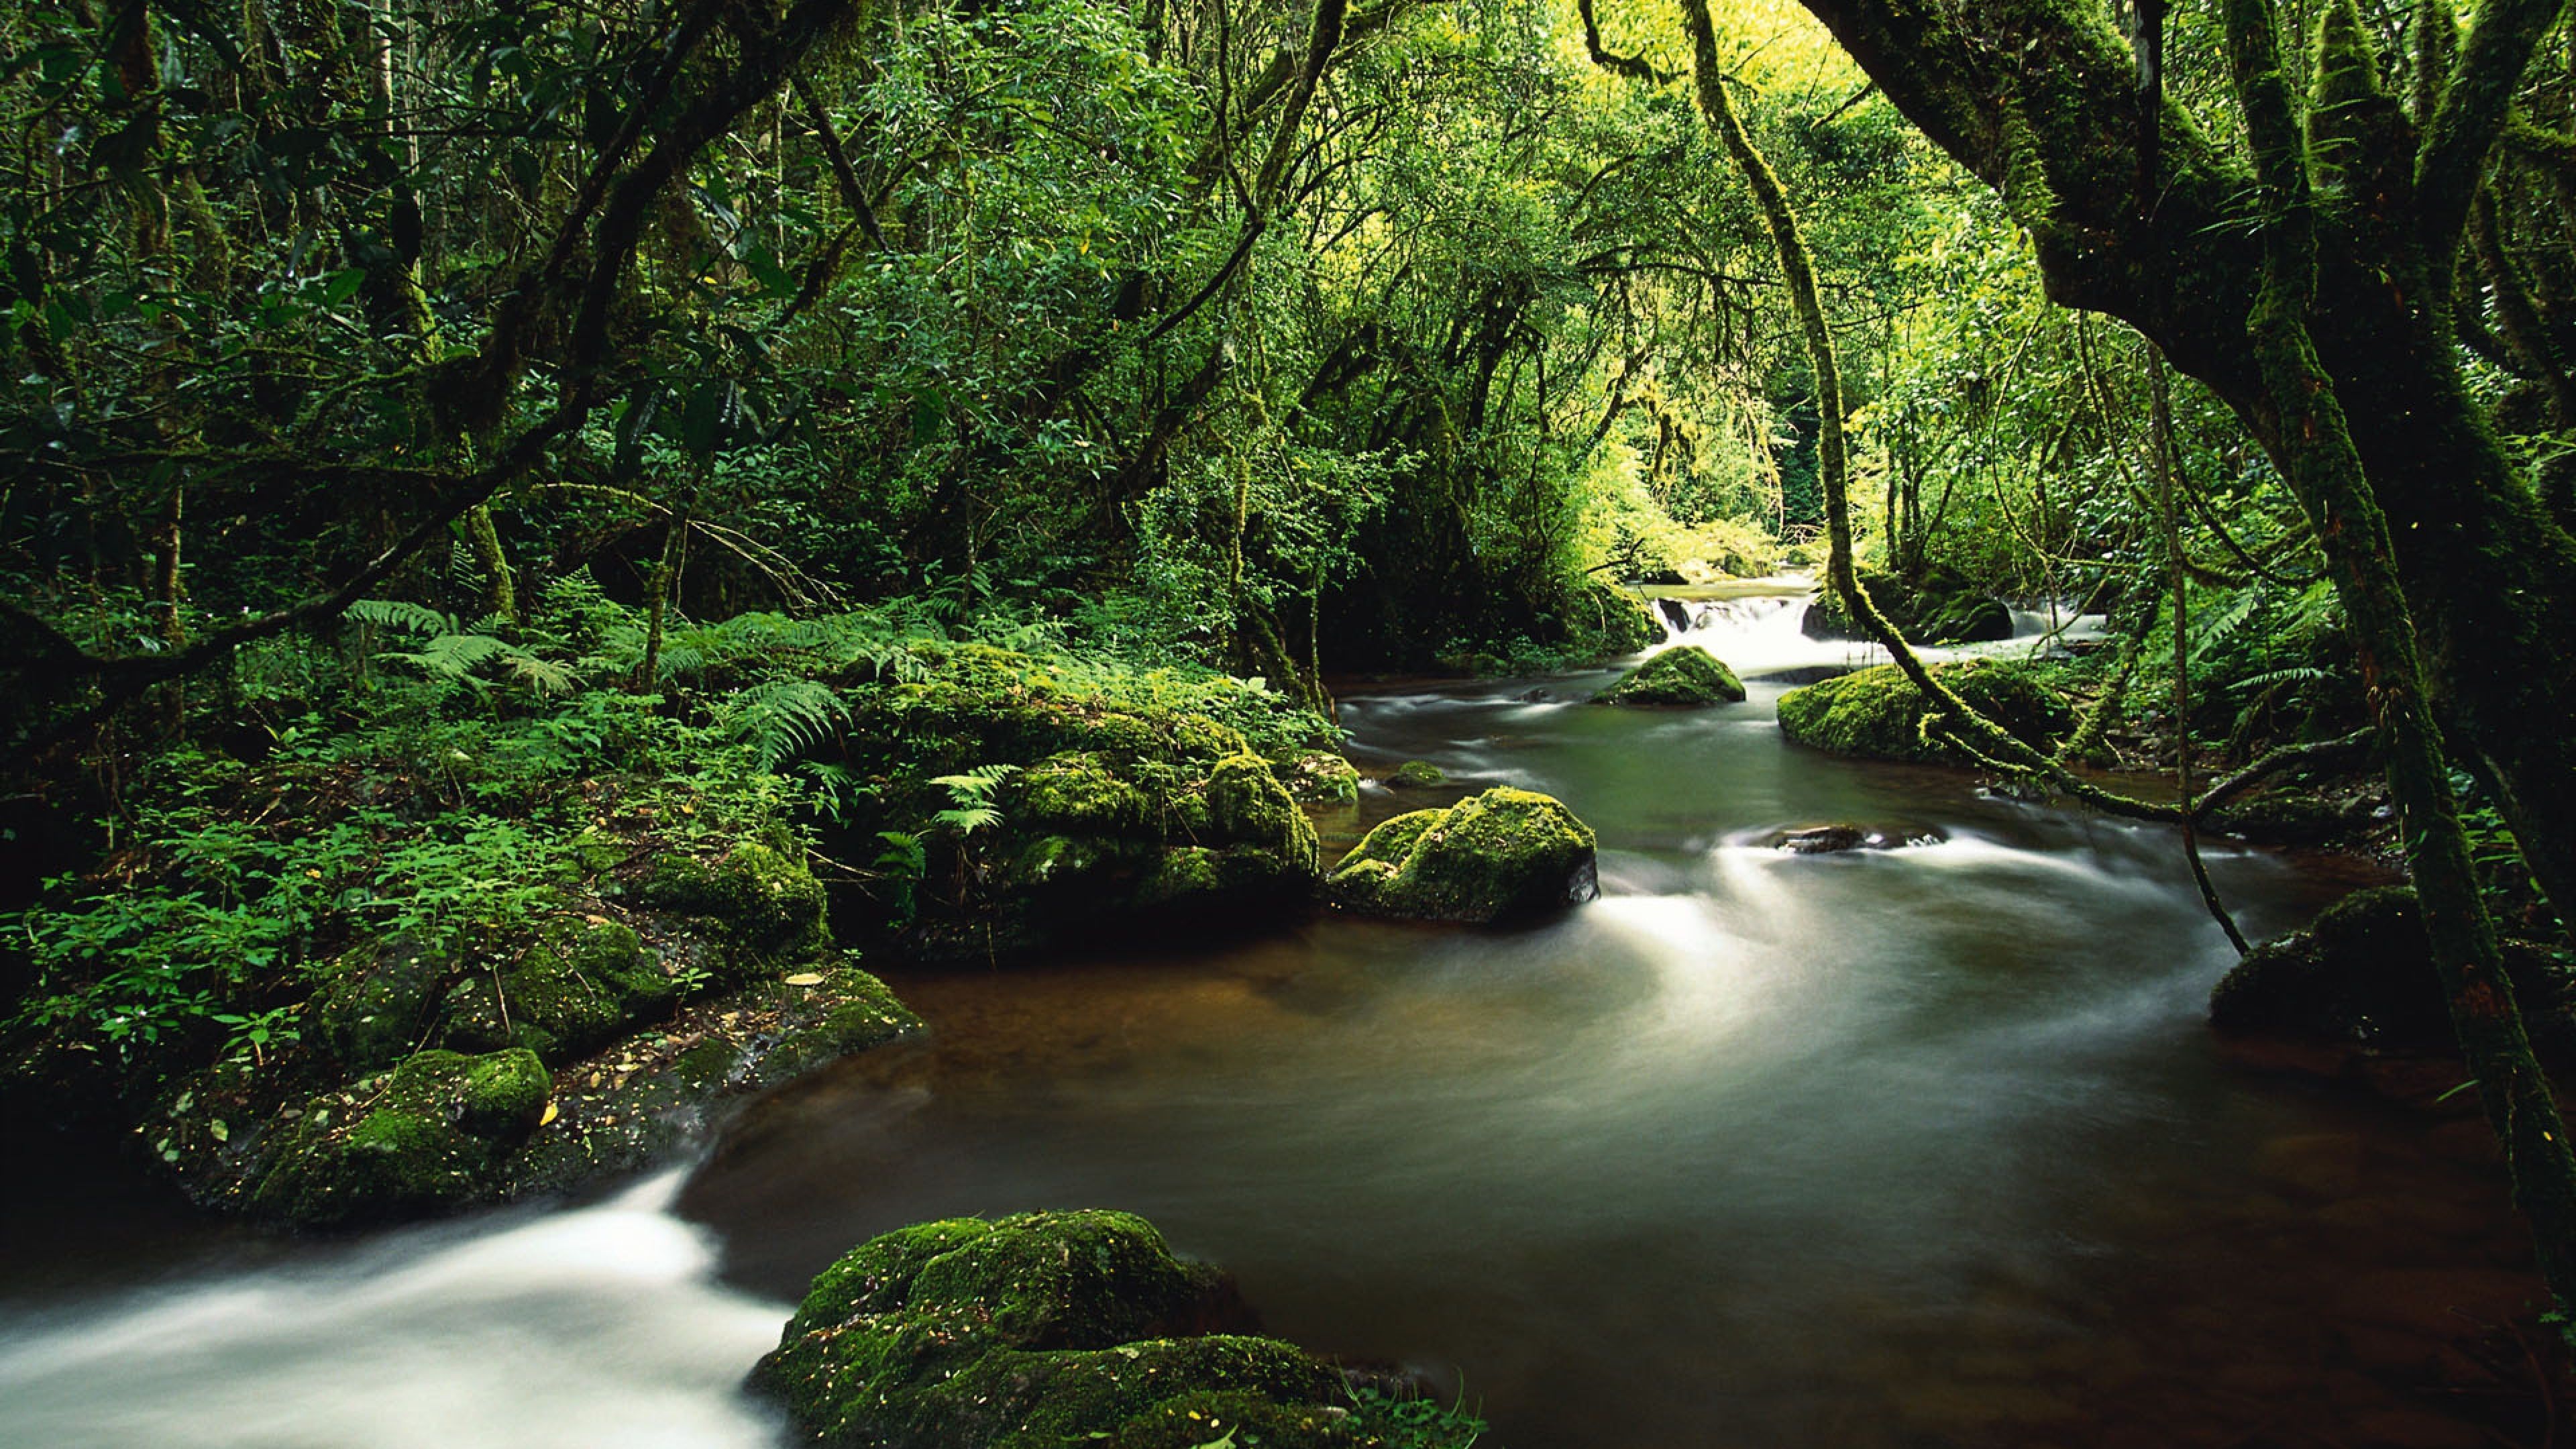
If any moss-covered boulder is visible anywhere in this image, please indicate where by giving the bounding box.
[1279,751,1361,805]
[827,645,1335,962]
[1326,787,1598,923]
[442,919,680,1065]
[2210,888,2576,1069]
[307,935,456,1074]
[248,1048,549,1226]
[1917,592,2015,644]
[634,837,828,982]
[1800,568,2014,645]
[752,1212,1362,1449]
[1387,760,1446,789]
[1775,659,2072,765]
[1591,645,1746,706]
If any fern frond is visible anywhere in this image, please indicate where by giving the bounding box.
[931,805,1003,835]
[2186,588,2263,665]
[348,598,454,636]
[502,652,580,696]
[722,679,850,770]
[2232,665,2331,694]
[387,633,508,679]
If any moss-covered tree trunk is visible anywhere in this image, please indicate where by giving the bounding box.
[2224,0,2576,1322]
[1787,0,2576,940]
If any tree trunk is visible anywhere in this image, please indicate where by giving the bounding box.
[1786,0,2576,938]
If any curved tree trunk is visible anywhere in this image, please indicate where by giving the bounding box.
[1786,0,2576,936]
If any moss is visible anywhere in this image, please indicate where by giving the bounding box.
[442,920,678,1065]
[249,1047,549,1226]
[1387,761,1446,789]
[1205,752,1320,872]
[1775,659,2072,764]
[754,1210,1364,1449]
[635,839,828,978]
[1802,569,2012,645]
[1339,810,1442,871]
[1018,751,1159,835]
[1279,751,1361,804]
[306,936,453,1073]
[1591,645,1747,706]
[2211,887,2576,1069]
[761,965,926,1083]
[1326,787,1599,923]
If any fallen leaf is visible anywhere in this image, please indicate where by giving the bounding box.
[783,973,825,986]
[539,1099,559,1126]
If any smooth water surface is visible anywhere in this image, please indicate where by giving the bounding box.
[0,595,2545,1447]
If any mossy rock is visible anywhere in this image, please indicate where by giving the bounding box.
[249,1048,549,1226]
[1387,760,1446,789]
[1205,752,1320,872]
[2210,887,2576,1067]
[1279,751,1361,805]
[307,935,455,1074]
[499,961,922,1202]
[1018,751,1160,835]
[759,965,927,1085]
[753,1210,1355,1449]
[1575,580,1666,657]
[1774,659,2072,765]
[1918,593,2014,643]
[635,839,827,979]
[1801,568,2012,645]
[1326,786,1599,924]
[1591,645,1746,706]
[1800,570,1917,641]
[439,919,681,1065]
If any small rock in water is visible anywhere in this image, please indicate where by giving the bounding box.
[1387,760,1446,788]
[1758,824,1943,854]
[1656,597,1693,632]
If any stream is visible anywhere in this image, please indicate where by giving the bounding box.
[0,587,2546,1448]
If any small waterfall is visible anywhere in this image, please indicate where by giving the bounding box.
[1646,584,2107,682]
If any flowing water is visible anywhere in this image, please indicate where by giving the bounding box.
[0,590,2551,1448]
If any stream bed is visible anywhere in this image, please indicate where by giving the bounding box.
[0,592,2550,1448]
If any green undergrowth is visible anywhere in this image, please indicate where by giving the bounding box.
[2,573,1354,1214]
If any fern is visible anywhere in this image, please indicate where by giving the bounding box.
[2232,665,2330,694]
[390,632,508,679]
[928,764,1018,837]
[2186,587,2263,667]
[347,598,454,636]
[722,679,850,770]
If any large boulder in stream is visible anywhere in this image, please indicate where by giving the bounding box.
[753,1211,1481,1449]
[154,831,924,1228]
[2210,887,2576,1070]
[826,643,1334,962]
[1801,567,2015,645]
[1591,645,1746,706]
[1326,787,1598,923]
[1775,659,2071,765]
[248,1048,551,1226]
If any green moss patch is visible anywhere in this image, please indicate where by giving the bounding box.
[2211,887,2576,1071]
[754,1210,1478,1449]
[1774,659,2072,764]
[248,1048,549,1226]
[1326,787,1598,923]
[1591,645,1746,706]
[442,919,680,1065]
[1279,753,1362,804]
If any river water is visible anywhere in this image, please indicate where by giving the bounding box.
[0,591,2551,1447]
